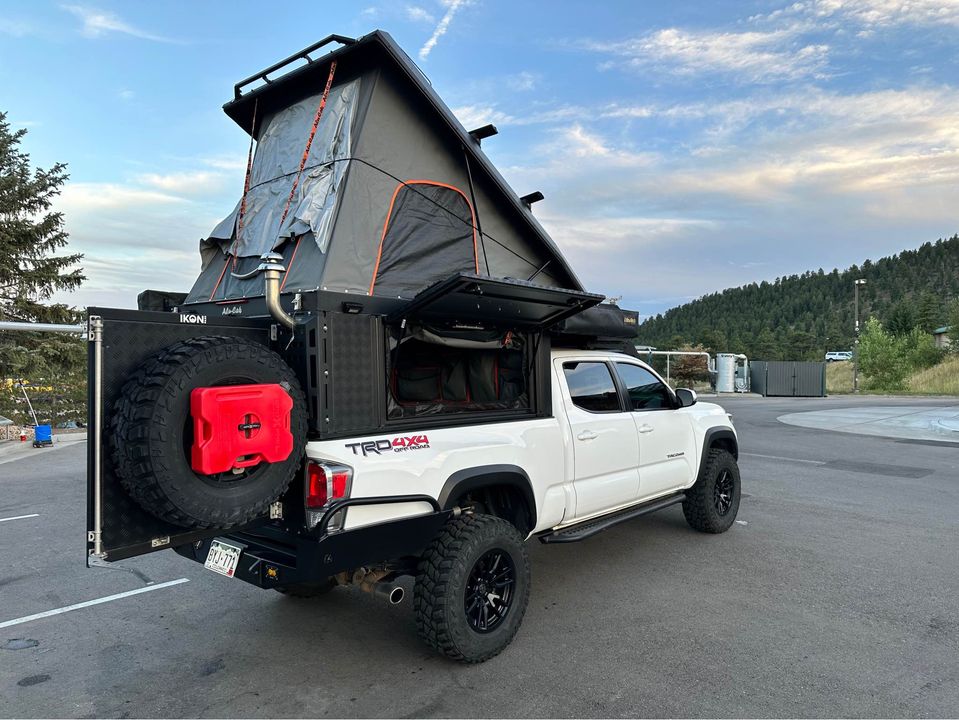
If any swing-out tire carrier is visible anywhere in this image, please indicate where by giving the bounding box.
[174,497,450,589]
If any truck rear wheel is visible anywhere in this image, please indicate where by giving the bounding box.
[683,448,741,533]
[414,514,530,663]
[109,336,307,529]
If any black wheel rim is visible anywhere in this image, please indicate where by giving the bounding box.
[465,549,515,634]
[714,470,735,515]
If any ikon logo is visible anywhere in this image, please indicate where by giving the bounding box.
[179,313,208,324]
[345,435,431,456]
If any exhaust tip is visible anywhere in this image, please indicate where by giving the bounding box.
[371,582,404,605]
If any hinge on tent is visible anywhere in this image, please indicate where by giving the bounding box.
[270,324,278,341]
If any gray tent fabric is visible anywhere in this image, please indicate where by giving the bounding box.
[371,182,477,297]
[204,78,358,259]
[186,32,587,305]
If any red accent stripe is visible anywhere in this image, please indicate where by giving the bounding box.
[279,235,303,292]
[208,255,231,302]
[276,60,338,236]
[233,98,259,270]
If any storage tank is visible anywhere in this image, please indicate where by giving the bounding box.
[716,353,737,393]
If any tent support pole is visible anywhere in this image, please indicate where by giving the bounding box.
[462,147,491,276]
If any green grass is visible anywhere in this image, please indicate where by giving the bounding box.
[906,355,959,395]
[828,355,959,395]
[826,361,854,394]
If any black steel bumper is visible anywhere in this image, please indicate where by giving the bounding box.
[173,503,451,589]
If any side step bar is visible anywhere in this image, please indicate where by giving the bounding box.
[538,492,686,544]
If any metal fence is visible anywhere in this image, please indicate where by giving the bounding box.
[750,361,826,397]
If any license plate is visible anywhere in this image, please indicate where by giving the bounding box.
[204,539,243,578]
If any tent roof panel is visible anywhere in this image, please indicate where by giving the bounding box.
[222,30,583,292]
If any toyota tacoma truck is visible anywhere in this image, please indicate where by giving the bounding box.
[85,31,740,664]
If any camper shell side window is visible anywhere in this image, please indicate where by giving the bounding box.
[386,324,537,420]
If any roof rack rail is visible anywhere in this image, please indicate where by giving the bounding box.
[233,34,357,100]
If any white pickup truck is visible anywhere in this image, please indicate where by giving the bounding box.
[165,346,740,663]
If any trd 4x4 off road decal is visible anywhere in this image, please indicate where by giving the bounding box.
[345,435,430,456]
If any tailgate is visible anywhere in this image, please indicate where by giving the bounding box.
[86,307,277,563]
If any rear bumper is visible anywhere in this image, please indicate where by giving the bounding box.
[173,509,451,588]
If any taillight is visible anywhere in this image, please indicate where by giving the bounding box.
[306,461,352,508]
[305,461,352,533]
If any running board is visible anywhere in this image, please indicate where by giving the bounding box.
[538,493,686,544]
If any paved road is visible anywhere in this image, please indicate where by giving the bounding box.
[1,395,957,718]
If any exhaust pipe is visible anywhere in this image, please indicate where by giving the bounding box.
[259,252,295,329]
[352,567,405,605]
[372,582,405,605]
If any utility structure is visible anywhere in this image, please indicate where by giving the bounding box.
[853,278,867,393]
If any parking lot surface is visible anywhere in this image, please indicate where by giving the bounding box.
[1,395,957,718]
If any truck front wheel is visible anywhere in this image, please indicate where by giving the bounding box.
[414,514,530,663]
[683,448,741,533]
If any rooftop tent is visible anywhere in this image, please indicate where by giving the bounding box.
[186,31,583,304]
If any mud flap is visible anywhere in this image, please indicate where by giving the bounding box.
[86,307,282,563]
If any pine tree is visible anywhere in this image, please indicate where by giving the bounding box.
[0,111,85,423]
[915,292,941,335]
[0,112,83,323]
[886,299,917,336]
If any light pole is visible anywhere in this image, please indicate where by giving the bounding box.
[853,278,867,394]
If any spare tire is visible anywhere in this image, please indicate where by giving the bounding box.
[109,336,308,529]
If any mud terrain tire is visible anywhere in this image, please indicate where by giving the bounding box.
[415,514,530,663]
[109,336,307,529]
[682,448,741,533]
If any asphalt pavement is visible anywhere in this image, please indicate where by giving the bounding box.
[1,395,957,718]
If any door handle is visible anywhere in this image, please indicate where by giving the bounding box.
[577,431,598,441]
[638,424,654,434]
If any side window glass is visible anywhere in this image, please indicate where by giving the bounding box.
[563,362,620,413]
[615,363,673,411]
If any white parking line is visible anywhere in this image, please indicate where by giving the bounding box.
[0,578,190,629]
[741,452,826,466]
[0,513,40,523]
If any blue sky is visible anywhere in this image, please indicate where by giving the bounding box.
[2,1,958,318]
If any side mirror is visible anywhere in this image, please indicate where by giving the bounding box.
[676,388,698,408]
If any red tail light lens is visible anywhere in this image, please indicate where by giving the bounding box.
[306,461,352,509]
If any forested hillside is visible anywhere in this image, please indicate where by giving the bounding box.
[637,235,959,360]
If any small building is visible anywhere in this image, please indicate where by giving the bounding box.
[933,326,952,349]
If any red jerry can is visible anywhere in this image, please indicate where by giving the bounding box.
[190,384,294,475]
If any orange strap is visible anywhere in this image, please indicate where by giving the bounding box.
[276,60,338,236]
[233,98,259,269]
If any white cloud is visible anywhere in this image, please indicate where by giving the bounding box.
[136,170,227,195]
[419,0,466,60]
[453,104,517,129]
[405,5,436,23]
[118,89,135,101]
[61,5,180,43]
[0,17,34,37]
[811,0,959,27]
[59,183,186,211]
[586,26,830,83]
[506,71,539,92]
[202,156,248,172]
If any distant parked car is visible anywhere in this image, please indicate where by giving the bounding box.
[825,351,853,362]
